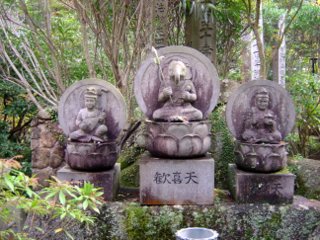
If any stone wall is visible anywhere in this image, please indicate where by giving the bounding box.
[290,158,320,200]
[25,196,320,240]
[31,113,65,187]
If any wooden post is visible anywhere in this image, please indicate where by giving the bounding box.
[185,0,216,64]
[154,0,169,49]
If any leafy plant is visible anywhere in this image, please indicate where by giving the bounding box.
[124,203,151,240]
[0,81,35,165]
[0,156,103,240]
[124,203,183,240]
[210,105,235,188]
[287,72,320,157]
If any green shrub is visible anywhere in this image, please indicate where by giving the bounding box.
[287,72,320,157]
[210,105,235,188]
[0,157,103,240]
[146,206,183,240]
[124,204,184,240]
[124,204,151,240]
[0,81,35,175]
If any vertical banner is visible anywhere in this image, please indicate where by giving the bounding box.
[250,3,264,80]
[277,14,286,87]
[154,0,169,48]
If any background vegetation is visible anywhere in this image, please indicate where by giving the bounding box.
[0,0,319,162]
[0,0,319,237]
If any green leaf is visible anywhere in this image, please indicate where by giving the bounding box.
[60,212,66,220]
[45,191,58,200]
[96,192,104,197]
[59,191,66,205]
[92,206,100,214]
[64,230,75,240]
[26,187,33,197]
[4,176,14,192]
[34,226,45,233]
[82,199,88,210]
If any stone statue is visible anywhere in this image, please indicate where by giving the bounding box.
[152,60,203,121]
[226,80,296,172]
[134,46,220,158]
[241,87,281,143]
[69,87,108,142]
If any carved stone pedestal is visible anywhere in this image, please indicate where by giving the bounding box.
[57,164,120,201]
[228,164,295,204]
[66,141,118,171]
[235,141,288,173]
[139,154,214,205]
[145,120,211,158]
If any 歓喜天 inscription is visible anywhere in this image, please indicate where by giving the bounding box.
[153,171,199,184]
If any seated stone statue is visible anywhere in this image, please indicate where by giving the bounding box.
[241,87,282,143]
[69,87,108,142]
[152,60,203,121]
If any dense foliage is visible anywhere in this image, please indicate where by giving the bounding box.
[287,73,320,157]
[0,157,103,239]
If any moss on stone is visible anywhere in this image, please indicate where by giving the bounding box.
[288,159,320,200]
[41,197,320,240]
[120,162,139,188]
[274,167,291,174]
[117,146,144,170]
[118,144,144,188]
[210,105,236,189]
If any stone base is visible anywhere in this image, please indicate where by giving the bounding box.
[140,154,214,205]
[57,163,120,201]
[228,164,295,204]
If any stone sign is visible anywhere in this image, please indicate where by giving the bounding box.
[140,154,214,205]
[228,164,295,204]
[57,164,120,201]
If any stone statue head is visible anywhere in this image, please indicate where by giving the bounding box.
[254,87,271,110]
[168,60,187,84]
[84,87,100,110]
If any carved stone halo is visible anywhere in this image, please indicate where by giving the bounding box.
[226,80,296,140]
[134,46,220,119]
[58,79,127,141]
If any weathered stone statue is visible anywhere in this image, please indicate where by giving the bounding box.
[69,87,108,142]
[135,46,220,205]
[153,60,203,121]
[241,87,282,143]
[226,80,295,172]
[58,79,127,171]
[134,46,220,158]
